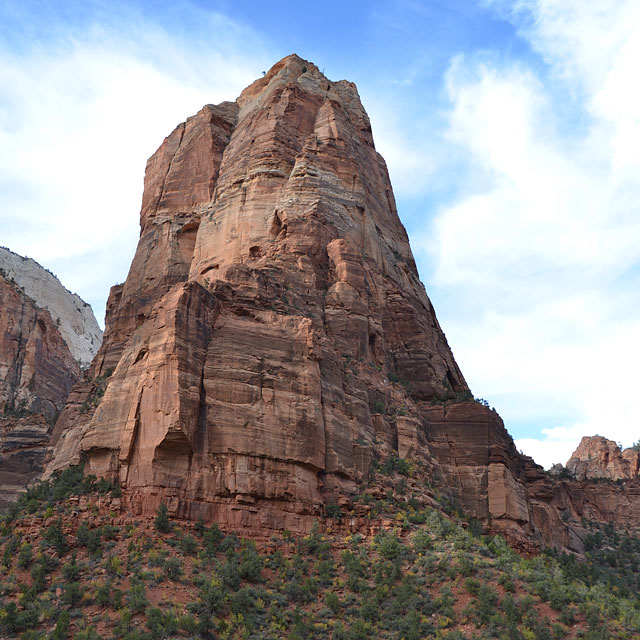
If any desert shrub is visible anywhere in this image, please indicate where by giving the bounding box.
[146,607,179,639]
[101,524,119,541]
[238,541,264,582]
[126,576,148,614]
[284,572,317,603]
[62,581,83,607]
[17,543,33,569]
[74,626,100,640]
[325,502,343,519]
[190,578,227,635]
[61,555,81,581]
[51,610,70,640]
[472,583,499,626]
[375,530,406,563]
[412,529,433,553]
[43,519,67,556]
[178,533,197,556]
[325,591,341,614]
[380,453,410,476]
[202,523,224,557]
[165,556,182,581]
[96,579,115,607]
[154,503,171,533]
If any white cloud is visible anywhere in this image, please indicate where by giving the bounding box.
[0,6,270,325]
[420,1,640,466]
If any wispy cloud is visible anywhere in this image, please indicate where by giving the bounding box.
[0,2,270,324]
[417,1,640,467]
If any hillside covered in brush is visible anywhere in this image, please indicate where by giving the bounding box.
[1,462,639,639]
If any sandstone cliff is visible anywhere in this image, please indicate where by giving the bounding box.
[0,272,81,506]
[0,247,102,367]
[46,55,468,534]
[0,250,103,506]
[566,435,640,481]
[44,55,640,551]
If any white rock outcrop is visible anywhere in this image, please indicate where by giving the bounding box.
[0,247,102,366]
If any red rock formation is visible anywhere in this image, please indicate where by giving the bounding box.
[0,275,80,421]
[0,274,82,506]
[44,55,640,548]
[46,55,466,533]
[566,435,640,481]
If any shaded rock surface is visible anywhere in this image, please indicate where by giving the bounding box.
[44,55,640,549]
[0,270,87,506]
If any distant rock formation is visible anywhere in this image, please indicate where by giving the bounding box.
[566,435,640,481]
[0,252,102,506]
[0,247,102,367]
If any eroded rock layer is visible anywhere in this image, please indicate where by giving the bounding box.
[46,55,467,533]
[0,273,82,506]
[0,248,102,366]
[45,55,640,548]
[566,435,640,481]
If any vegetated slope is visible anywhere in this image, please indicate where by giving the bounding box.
[1,463,639,640]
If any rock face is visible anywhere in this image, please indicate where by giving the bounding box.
[46,55,468,533]
[566,435,640,481]
[0,270,87,506]
[0,248,102,367]
[44,55,640,548]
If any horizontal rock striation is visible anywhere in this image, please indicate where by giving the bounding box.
[44,55,640,548]
[0,272,83,506]
[46,55,467,533]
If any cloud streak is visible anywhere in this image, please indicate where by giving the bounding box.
[0,2,271,324]
[418,1,640,468]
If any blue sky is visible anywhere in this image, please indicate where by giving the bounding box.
[1,0,639,468]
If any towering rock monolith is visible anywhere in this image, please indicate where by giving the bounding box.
[44,55,640,549]
[45,55,471,533]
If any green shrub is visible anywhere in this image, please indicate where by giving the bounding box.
[325,502,343,519]
[154,503,171,533]
[43,519,67,556]
[74,626,100,640]
[61,555,81,582]
[62,581,83,607]
[178,533,197,555]
[165,556,182,581]
[146,606,179,639]
[238,542,264,582]
[17,543,33,569]
[325,591,341,614]
[126,576,148,614]
[51,610,70,640]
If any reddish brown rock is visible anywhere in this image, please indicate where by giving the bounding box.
[44,54,640,548]
[0,274,80,421]
[0,273,82,506]
[566,435,640,481]
[46,55,465,533]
